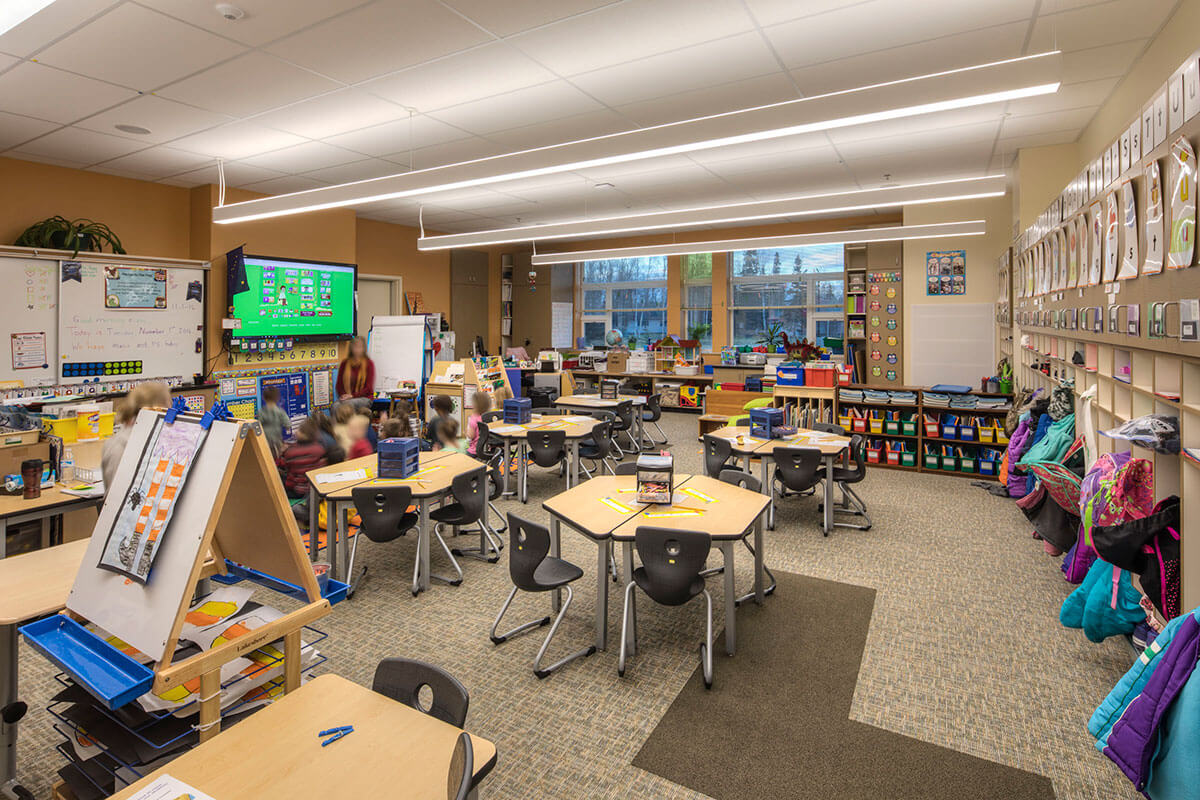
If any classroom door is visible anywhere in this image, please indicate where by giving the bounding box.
[451,250,490,354]
[358,277,398,335]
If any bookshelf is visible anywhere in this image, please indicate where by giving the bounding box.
[500,254,513,352]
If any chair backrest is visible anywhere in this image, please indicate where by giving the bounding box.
[351,484,415,543]
[506,513,553,591]
[485,458,503,500]
[773,446,823,492]
[702,434,733,479]
[527,429,567,467]
[812,422,846,436]
[372,657,469,728]
[449,468,488,523]
[448,731,473,800]
[718,468,761,493]
[633,526,711,606]
[612,400,634,431]
[587,421,613,458]
[644,393,662,421]
[481,410,502,423]
[614,462,638,475]
[840,434,867,483]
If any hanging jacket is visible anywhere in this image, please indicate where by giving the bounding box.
[1093,497,1182,620]
[1060,559,1145,643]
[1005,417,1034,497]
[1101,612,1200,792]
[1019,413,1076,467]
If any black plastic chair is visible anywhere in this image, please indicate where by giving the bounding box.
[702,434,735,479]
[372,656,469,727]
[426,468,496,583]
[619,527,714,688]
[611,399,639,455]
[825,434,872,530]
[491,514,595,678]
[578,420,617,478]
[812,422,846,436]
[481,410,503,423]
[471,420,507,536]
[641,393,667,445]
[347,484,419,596]
[772,446,827,533]
[613,462,638,476]
[527,429,567,469]
[449,730,473,800]
[718,469,778,603]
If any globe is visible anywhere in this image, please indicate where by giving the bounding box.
[604,329,624,347]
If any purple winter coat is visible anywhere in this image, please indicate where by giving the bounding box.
[1103,612,1200,790]
[1006,417,1034,497]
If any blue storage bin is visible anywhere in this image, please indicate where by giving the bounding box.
[377,437,419,478]
[20,616,154,710]
[213,561,350,605]
[939,423,957,440]
[749,407,785,439]
[957,425,977,442]
[979,459,997,476]
[745,376,763,392]
[775,365,805,386]
[504,397,532,424]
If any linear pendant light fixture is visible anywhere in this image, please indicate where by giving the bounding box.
[416,175,1006,250]
[1,0,58,36]
[212,51,1060,225]
[527,220,986,265]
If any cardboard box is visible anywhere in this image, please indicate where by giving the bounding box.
[606,350,629,374]
[0,441,50,477]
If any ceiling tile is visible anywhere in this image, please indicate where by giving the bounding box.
[0,61,134,124]
[0,0,119,58]
[614,73,798,127]
[788,23,1027,96]
[92,146,212,178]
[266,0,491,84]
[845,144,994,186]
[508,0,756,76]
[764,0,1036,70]
[0,53,19,71]
[15,126,145,165]
[240,175,330,195]
[385,137,508,170]
[742,0,873,27]
[300,158,402,184]
[825,105,1003,146]
[250,89,408,140]
[1026,0,1176,52]
[140,0,373,47]
[0,110,59,150]
[485,108,632,150]
[1003,78,1119,118]
[360,43,555,113]
[240,140,363,172]
[325,115,471,157]
[995,129,1080,153]
[171,121,307,159]
[8,151,89,169]
[999,107,1096,139]
[36,4,246,91]
[1060,40,1147,85]
[442,0,620,36]
[427,81,602,136]
[76,95,231,144]
[571,31,781,108]
[687,135,839,166]
[158,52,339,118]
[834,120,1000,161]
[164,161,285,187]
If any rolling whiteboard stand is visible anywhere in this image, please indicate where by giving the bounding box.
[368,316,432,395]
[53,410,330,741]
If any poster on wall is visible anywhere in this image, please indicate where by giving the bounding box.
[1088,202,1104,285]
[1118,179,1139,279]
[103,266,167,309]
[925,250,965,295]
[1103,191,1120,283]
[1168,136,1196,269]
[1067,223,1079,288]
[1144,159,1165,275]
[11,332,48,370]
[259,372,310,420]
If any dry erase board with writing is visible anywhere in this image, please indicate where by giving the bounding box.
[58,261,205,384]
[0,256,58,386]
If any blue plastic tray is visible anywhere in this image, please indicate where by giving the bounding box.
[20,616,154,710]
[213,562,349,605]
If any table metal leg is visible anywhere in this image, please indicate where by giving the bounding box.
[759,456,774,530]
[0,622,29,800]
[719,540,737,655]
[519,442,528,504]
[569,441,580,488]
[500,439,514,497]
[550,518,562,613]
[823,455,835,535]
[0,519,6,559]
[307,486,318,559]
[753,516,765,604]
[595,539,609,651]
[622,541,636,656]
[414,499,432,595]
[325,499,338,579]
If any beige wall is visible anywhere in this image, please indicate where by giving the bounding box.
[356,218,451,320]
[1013,143,1079,233]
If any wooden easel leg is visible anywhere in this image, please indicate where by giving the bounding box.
[198,669,221,743]
[284,630,301,692]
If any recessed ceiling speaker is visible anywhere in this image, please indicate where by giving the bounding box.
[215,3,245,21]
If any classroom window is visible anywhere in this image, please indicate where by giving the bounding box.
[682,253,713,349]
[578,256,668,347]
[728,244,844,352]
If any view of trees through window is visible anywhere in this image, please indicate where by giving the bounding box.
[578,256,668,347]
[682,253,713,349]
[729,244,844,351]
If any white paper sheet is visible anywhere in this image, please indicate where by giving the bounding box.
[124,775,216,800]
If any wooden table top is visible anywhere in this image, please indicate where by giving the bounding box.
[611,474,769,541]
[705,425,849,456]
[542,474,694,540]
[485,415,602,440]
[0,538,88,625]
[0,484,102,518]
[308,450,456,497]
[108,674,497,800]
[555,393,646,407]
[330,451,484,500]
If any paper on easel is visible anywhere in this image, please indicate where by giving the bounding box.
[314,468,368,485]
[124,774,216,800]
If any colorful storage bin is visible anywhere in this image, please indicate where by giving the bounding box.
[900,419,917,436]
[957,425,976,442]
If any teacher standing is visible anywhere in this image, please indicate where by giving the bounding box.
[336,336,375,404]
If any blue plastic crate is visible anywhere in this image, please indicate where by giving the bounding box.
[214,561,350,605]
[775,365,805,386]
[20,616,154,710]
[504,397,532,424]
[377,437,419,478]
[745,376,763,392]
[749,407,785,439]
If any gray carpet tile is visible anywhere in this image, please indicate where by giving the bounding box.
[13,412,1138,799]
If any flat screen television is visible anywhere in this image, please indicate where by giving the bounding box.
[228,253,357,340]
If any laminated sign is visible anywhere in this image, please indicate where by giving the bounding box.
[1168,136,1196,269]
[1143,159,1165,276]
[1118,180,1139,279]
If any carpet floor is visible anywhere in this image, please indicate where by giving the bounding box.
[13,412,1139,799]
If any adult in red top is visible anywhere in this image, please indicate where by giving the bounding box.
[336,336,375,401]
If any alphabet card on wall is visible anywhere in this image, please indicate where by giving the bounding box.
[1088,202,1104,286]
[1144,160,1165,275]
[1118,180,1139,280]
[1103,191,1120,282]
[1168,136,1196,269]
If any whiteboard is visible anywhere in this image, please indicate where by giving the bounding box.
[552,302,573,349]
[68,411,239,661]
[0,257,58,386]
[58,262,205,385]
[368,315,429,392]
[907,302,996,387]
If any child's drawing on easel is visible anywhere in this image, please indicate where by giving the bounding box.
[98,415,207,582]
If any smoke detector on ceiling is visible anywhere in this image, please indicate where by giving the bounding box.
[215,4,245,21]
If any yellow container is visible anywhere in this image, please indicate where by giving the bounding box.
[44,412,114,444]
[838,415,851,429]
[978,427,996,443]
[868,418,884,434]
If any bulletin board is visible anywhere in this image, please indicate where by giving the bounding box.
[0,257,57,386]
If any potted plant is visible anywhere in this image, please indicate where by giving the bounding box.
[687,322,711,342]
[14,216,126,256]
[756,322,784,351]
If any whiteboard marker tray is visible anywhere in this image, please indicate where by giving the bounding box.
[20,615,154,710]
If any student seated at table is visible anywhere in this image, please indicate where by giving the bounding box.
[384,398,416,439]
[277,418,327,498]
[466,392,492,457]
[311,411,345,464]
[332,402,355,453]
[257,386,290,457]
[436,417,467,454]
[425,395,454,449]
[346,411,375,459]
[102,381,171,490]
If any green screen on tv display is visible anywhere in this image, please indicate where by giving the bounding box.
[230,255,356,339]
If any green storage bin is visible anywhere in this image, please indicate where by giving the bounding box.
[940,455,959,471]
[900,420,917,436]
[959,457,976,473]
[923,453,940,469]
[900,452,916,467]
[884,420,900,435]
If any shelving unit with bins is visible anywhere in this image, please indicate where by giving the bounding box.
[500,255,513,352]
